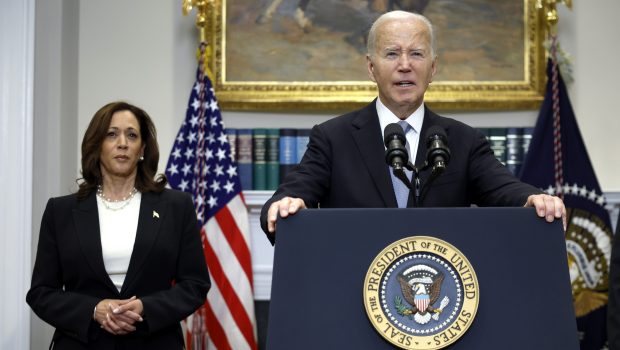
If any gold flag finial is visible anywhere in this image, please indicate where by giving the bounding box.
[182,0,215,78]
[182,0,213,44]
[536,0,572,36]
[536,0,575,84]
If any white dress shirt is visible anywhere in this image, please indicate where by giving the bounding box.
[96,193,141,292]
[376,98,425,165]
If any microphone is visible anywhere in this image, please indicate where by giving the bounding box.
[425,126,451,175]
[384,123,409,170]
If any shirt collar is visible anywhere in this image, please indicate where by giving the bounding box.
[376,98,425,136]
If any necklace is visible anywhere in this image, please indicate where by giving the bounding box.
[96,185,138,211]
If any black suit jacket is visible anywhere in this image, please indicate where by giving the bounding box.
[27,189,210,350]
[260,101,540,243]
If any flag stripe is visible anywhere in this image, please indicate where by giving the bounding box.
[207,279,251,350]
[226,195,252,243]
[215,205,253,282]
[204,230,257,349]
[205,218,255,318]
[204,301,233,350]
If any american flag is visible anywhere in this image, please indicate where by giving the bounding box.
[166,44,257,350]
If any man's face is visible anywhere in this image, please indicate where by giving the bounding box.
[367,18,437,118]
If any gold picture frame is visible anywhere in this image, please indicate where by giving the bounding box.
[205,0,546,111]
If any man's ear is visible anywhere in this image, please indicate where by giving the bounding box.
[430,56,438,83]
[366,55,377,83]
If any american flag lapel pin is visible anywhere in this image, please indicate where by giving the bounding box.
[153,210,159,219]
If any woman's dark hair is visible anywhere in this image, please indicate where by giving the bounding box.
[76,101,167,199]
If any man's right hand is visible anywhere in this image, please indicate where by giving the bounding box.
[266,197,307,233]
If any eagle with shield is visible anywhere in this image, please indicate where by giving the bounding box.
[395,264,450,324]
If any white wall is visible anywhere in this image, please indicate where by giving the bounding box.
[31,0,80,348]
[1,0,34,349]
[560,1,620,191]
[29,0,620,347]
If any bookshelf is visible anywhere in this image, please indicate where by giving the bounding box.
[230,126,532,191]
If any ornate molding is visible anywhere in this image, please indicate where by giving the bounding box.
[204,0,546,111]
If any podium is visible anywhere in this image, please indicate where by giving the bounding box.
[266,208,578,349]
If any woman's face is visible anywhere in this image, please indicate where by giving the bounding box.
[99,110,145,181]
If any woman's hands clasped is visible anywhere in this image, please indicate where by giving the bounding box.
[94,296,144,335]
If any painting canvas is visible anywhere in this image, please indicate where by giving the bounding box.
[207,0,545,110]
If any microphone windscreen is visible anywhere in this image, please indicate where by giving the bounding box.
[384,123,407,147]
[425,125,447,146]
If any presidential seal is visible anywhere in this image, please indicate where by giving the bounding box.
[363,236,479,350]
[565,208,612,318]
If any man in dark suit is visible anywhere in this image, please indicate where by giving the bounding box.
[260,10,565,243]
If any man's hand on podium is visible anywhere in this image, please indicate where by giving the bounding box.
[524,194,567,230]
[267,197,307,233]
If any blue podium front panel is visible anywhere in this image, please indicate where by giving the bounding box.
[267,208,578,350]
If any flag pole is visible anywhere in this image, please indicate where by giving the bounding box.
[535,0,573,197]
[180,3,213,350]
[182,0,210,43]
[182,0,214,79]
[175,3,259,350]
[536,0,572,38]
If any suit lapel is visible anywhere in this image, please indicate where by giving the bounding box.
[351,101,398,207]
[121,191,166,295]
[412,107,448,205]
[72,192,118,294]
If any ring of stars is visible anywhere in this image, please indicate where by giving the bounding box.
[380,253,462,335]
[544,182,606,206]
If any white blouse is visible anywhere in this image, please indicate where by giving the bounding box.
[96,192,141,292]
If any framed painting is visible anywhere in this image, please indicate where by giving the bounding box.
[205,0,546,110]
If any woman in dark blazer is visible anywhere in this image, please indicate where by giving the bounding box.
[27,102,210,349]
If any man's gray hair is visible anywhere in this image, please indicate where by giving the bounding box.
[367,11,436,59]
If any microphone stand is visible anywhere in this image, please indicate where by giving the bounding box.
[392,161,421,207]
[391,130,450,207]
[393,161,447,208]
[417,161,447,206]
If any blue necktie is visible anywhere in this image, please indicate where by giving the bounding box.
[390,121,413,208]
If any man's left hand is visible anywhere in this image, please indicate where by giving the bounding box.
[524,194,567,230]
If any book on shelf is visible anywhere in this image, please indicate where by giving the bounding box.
[521,127,534,158]
[488,128,507,164]
[266,128,280,190]
[506,127,524,176]
[226,128,237,163]
[237,128,253,191]
[296,128,311,163]
[252,128,268,191]
[279,128,297,183]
